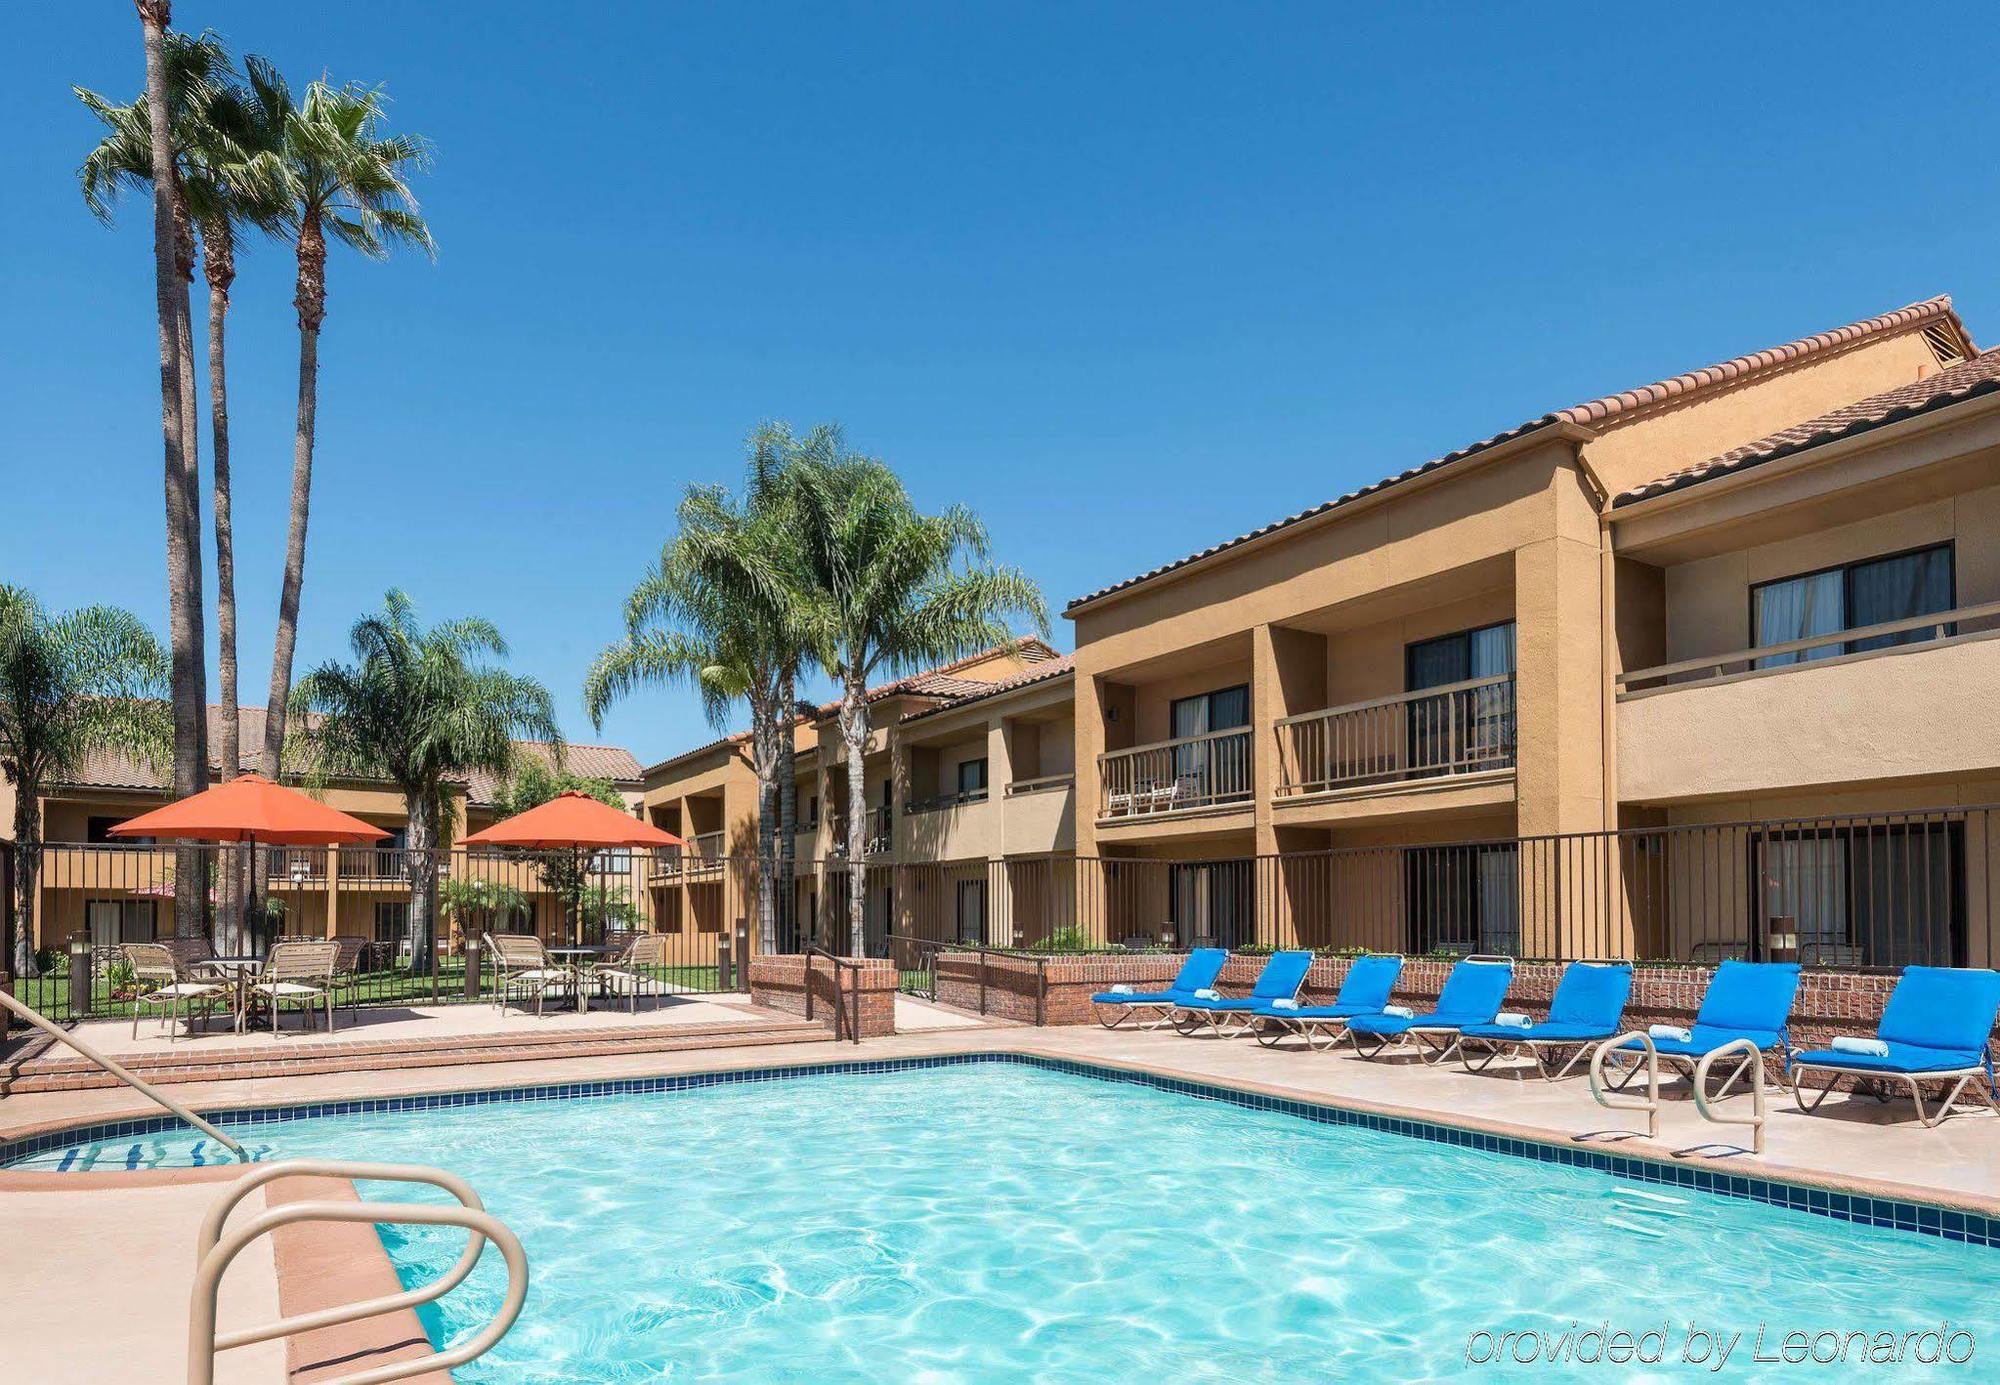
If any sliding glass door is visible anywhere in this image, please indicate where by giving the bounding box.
[1754,822,1961,967]
[1404,621,1516,777]
[1753,544,1953,668]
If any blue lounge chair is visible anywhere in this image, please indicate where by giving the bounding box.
[1090,948,1229,1029]
[1789,966,2000,1127]
[1251,954,1404,1050]
[1171,951,1314,1037]
[1344,955,1515,1062]
[1456,960,1632,1080]
[1603,959,1801,1099]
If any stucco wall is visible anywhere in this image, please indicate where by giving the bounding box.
[1619,636,2000,804]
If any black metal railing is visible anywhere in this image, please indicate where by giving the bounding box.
[10,801,1995,1024]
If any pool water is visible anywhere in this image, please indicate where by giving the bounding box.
[15,1062,1998,1381]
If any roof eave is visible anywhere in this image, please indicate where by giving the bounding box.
[1063,419,1592,619]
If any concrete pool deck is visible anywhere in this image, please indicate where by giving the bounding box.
[5,1021,2000,1381]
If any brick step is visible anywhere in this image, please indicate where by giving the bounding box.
[4,1022,832,1094]
[9,1013,815,1078]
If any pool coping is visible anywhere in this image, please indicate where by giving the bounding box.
[6,1047,2000,1248]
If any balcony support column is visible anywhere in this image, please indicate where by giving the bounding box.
[1514,534,1620,957]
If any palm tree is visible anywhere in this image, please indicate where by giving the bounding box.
[290,591,558,976]
[79,34,287,948]
[253,68,433,784]
[122,3,210,938]
[585,440,807,950]
[782,432,1048,954]
[1,587,170,978]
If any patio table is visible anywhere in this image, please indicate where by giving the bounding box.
[548,946,614,1014]
[202,956,264,1033]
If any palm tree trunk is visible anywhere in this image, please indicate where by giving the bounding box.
[205,217,244,952]
[9,791,43,981]
[776,672,798,951]
[136,1,209,943]
[404,792,439,978]
[750,687,779,956]
[840,673,869,957]
[262,214,325,778]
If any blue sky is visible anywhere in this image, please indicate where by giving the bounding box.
[6,3,1995,767]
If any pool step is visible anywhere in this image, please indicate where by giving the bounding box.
[1,1016,831,1093]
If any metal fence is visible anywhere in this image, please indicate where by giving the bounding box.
[7,801,1994,1023]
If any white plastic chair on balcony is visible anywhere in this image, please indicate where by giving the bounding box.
[249,940,340,1034]
[122,942,230,1042]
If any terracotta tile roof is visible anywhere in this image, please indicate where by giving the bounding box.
[56,705,641,804]
[1614,347,2000,508]
[808,637,1061,718]
[640,639,1061,778]
[901,653,1076,723]
[1064,295,1971,614]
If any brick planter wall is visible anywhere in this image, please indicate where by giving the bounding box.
[952,950,1967,1083]
[749,955,898,1039]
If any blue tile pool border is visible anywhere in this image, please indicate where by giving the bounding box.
[5,1051,1995,1247]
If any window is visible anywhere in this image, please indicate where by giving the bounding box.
[1752,544,1954,669]
[956,758,989,799]
[1404,844,1520,956]
[955,878,988,944]
[806,795,819,829]
[85,898,157,946]
[1755,822,1961,968]
[498,903,539,936]
[1168,684,1252,802]
[1404,622,1517,777]
[1168,859,1254,949]
[85,816,151,845]
[373,901,410,945]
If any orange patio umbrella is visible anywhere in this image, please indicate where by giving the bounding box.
[108,773,388,953]
[108,773,389,846]
[460,791,684,947]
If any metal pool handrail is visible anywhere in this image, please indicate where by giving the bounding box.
[0,986,246,1157]
[188,1159,528,1385]
[802,946,864,1043]
[1690,1037,1768,1154]
[1586,1030,1660,1140]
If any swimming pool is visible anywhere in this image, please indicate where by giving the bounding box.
[11,1057,1997,1381]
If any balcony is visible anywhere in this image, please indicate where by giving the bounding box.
[829,806,893,858]
[653,830,727,879]
[1274,674,1516,798]
[904,788,989,814]
[1097,727,1252,820]
[1617,602,2000,803]
[336,847,412,882]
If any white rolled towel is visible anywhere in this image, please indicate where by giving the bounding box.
[1494,1012,1531,1029]
[1193,987,1221,1001]
[1110,984,1134,995]
[1830,1035,1890,1058]
[1268,997,1300,1010]
[1383,1004,1415,1019]
[1648,1024,1692,1042]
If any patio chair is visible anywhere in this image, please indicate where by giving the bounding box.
[484,931,570,1017]
[1170,951,1314,1037]
[249,940,340,1034]
[122,942,230,1043]
[594,934,677,1013]
[1090,947,1229,1029]
[1598,959,1801,1100]
[1250,954,1404,1050]
[1455,959,1633,1080]
[1344,955,1516,1062]
[1788,966,2000,1127]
